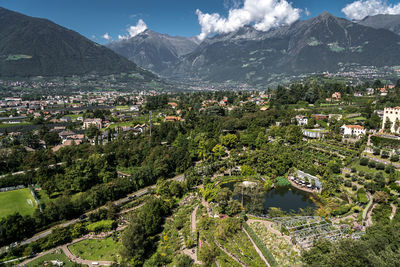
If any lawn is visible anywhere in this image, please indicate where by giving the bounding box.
[0,188,37,219]
[68,237,121,262]
[27,249,83,267]
[0,122,32,128]
[347,116,366,122]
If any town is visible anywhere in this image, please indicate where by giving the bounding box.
[0,77,399,266]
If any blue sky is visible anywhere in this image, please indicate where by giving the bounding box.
[1,0,400,43]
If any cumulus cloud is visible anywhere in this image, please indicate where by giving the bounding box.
[196,0,301,40]
[342,0,400,20]
[118,19,148,40]
[102,33,111,41]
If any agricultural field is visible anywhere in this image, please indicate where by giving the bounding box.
[0,188,37,219]
[26,249,83,267]
[68,237,121,262]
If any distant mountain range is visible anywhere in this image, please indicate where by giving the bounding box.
[108,12,400,85]
[106,30,200,74]
[357,14,400,36]
[2,6,400,86]
[0,7,155,81]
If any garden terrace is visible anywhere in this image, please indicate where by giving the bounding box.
[309,141,358,158]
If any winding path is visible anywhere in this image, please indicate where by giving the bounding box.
[242,227,270,267]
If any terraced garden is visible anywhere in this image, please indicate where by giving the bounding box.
[249,221,301,267]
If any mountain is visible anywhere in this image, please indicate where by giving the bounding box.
[0,7,155,79]
[107,30,199,74]
[357,14,400,35]
[166,12,400,84]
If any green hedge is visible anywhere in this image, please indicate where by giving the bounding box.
[371,136,400,149]
[86,219,116,233]
[243,221,278,267]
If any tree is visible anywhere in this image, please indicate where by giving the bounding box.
[384,118,392,133]
[86,124,100,139]
[198,243,218,266]
[212,144,225,159]
[285,125,303,144]
[373,191,389,203]
[225,199,242,216]
[219,134,238,149]
[241,165,256,176]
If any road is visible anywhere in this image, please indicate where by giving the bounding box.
[0,162,65,179]
[6,173,185,249]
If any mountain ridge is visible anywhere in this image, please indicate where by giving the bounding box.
[106,30,199,74]
[165,12,400,83]
[0,7,156,80]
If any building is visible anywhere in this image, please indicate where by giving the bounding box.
[291,170,323,192]
[329,114,343,120]
[366,88,375,95]
[311,114,328,121]
[332,92,342,101]
[295,115,308,126]
[340,125,366,137]
[165,116,182,122]
[83,118,102,129]
[382,107,400,134]
[302,129,328,139]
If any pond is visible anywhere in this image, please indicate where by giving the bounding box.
[261,186,316,213]
[223,181,316,214]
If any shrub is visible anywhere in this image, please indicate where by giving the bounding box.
[276,177,291,187]
[345,173,351,178]
[351,168,357,173]
[381,151,390,159]
[351,176,358,182]
[344,180,352,187]
[352,185,357,191]
[357,188,368,203]
[385,165,395,174]
[332,204,351,216]
[373,148,381,156]
[376,163,385,170]
[390,154,399,162]
[365,173,373,180]
[360,158,369,166]
[86,219,116,233]
[358,171,365,177]
[368,161,376,168]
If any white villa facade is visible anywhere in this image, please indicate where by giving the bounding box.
[340,125,366,137]
[382,107,400,134]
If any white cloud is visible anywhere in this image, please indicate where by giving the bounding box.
[305,8,311,17]
[102,33,111,41]
[196,0,301,40]
[118,19,148,40]
[342,0,400,20]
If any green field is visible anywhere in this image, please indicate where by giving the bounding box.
[0,188,37,218]
[0,122,32,128]
[27,249,84,267]
[68,237,121,262]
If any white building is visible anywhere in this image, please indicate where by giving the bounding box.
[302,129,328,139]
[83,118,102,129]
[382,107,400,134]
[295,115,308,126]
[340,125,366,137]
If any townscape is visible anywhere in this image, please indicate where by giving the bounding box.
[1,1,400,267]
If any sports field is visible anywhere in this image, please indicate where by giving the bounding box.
[0,188,37,218]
